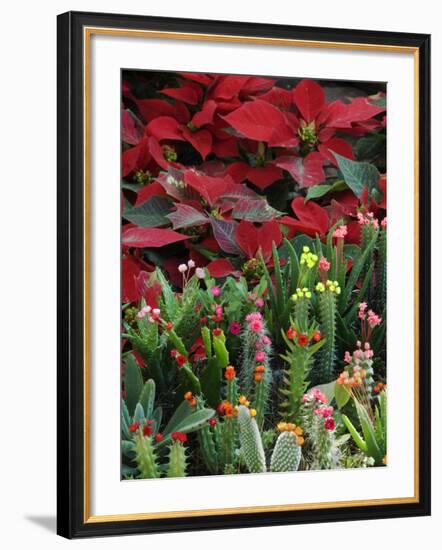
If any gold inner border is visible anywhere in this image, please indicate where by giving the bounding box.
[83,27,420,524]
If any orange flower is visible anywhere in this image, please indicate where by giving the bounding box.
[184,391,193,401]
[189,398,197,408]
[295,435,305,446]
[255,365,265,373]
[225,365,236,380]
[254,373,263,382]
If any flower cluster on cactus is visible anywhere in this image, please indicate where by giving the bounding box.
[121,70,387,479]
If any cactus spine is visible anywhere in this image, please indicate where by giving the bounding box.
[167,440,188,478]
[270,431,302,472]
[197,424,218,474]
[318,289,337,382]
[237,406,266,473]
[133,430,160,479]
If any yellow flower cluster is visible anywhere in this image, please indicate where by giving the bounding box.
[277,422,305,445]
[238,395,257,417]
[300,246,318,269]
[316,280,341,294]
[291,287,312,301]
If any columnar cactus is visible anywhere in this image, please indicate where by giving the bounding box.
[316,281,340,383]
[166,435,188,478]
[133,429,160,479]
[270,431,302,473]
[237,405,266,474]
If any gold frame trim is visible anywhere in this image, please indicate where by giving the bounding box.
[83,27,420,524]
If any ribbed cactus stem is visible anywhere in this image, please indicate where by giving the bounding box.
[294,297,310,329]
[197,424,218,474]
[167,440,188,478]
[133,430,160,479]
[220,417,236,468]
[237,406,266,473]
[318,291,337,382]
[227,378,237,405]
[376,227,387,308]
[270,431,302,472]
[253,377,269,429]
[279,346,312,423]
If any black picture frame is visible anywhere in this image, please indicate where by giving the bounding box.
[57,10,431,539]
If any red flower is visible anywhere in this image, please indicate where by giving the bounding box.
[213,328,223,337]
[143,424,153,437]
[324,417,336,431]
[209,418,217,428]
[236,219,283,264]
[297,333,309,347]
[165,322,173,331]
[128,421,140,433]
[286,327,297,340]
[229,322,241,335]
[312,330,322,342]
[155,433,164,442]
[175,354,187,367]
[171,432,188,443]
[170,349,178,358]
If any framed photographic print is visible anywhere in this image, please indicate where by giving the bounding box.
[57,11,431,538]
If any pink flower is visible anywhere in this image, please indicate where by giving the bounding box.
[195,267,205,279]
[178,264,188,273]
[211,286,221,297]
[318,257,330,272]
[250,319,263,333]
[246,312,262,323]
[367,309,382,328]
[358,302,367,320]
[255,340,263,350]
[187,259,195,269]
[381,217,387,228]
[215,305,223,317]
[344,351,352,364]
[311,388,327,403]
[151,308,161,320]
[314,406,334,418]
[261,335,271,346]
[229,322,241,336]
[333,225,348,239]
[255,351,267,362]
[255,298,264,308]
[136,305,151,319]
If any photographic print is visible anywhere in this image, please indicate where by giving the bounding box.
[120,70,387,480]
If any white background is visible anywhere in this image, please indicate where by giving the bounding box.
[0,0,440,547]
[91,34,415,516]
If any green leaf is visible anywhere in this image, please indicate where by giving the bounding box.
[355,133,386,162]
[200,357,222,409]
[355,401,383,464]
[123,196,172,227]
[124,354,143,416]
[139,379,156,420]
[162,400,193,435]
[232,199,283,222]
[133,402,145,423]
[333,153,380,198]
[305,184,332,202]
[342,414,367,453]
[335,383,351,409]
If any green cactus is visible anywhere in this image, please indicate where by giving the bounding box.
[279,327,324,423]
[220,416,236,469]
[294,296,310,329]
[317,289,337,383]
[133,429,160,479]
[197,423,218,474]
[166,440,188,478]
[237,406,266,474]
[270,431,302,472]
